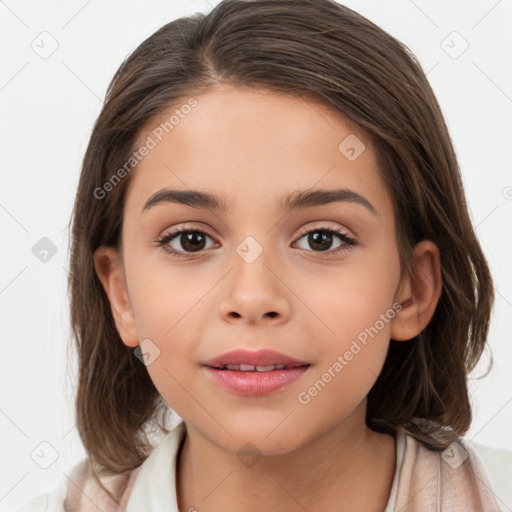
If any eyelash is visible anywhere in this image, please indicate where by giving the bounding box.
[156,224,356,259]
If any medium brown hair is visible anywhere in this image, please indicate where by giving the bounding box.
[67,0,494,502]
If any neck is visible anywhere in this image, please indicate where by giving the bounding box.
[176,405,396,512]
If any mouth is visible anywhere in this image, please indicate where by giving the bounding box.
[205,363,309,371]
[202,348,310,369]
[202,348,311,396]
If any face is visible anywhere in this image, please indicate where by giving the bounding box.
[111,84,405,455]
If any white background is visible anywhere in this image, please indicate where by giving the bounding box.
[1,0,511,509]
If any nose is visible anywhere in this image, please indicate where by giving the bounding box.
[218,249,292,326]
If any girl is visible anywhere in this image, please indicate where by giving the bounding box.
[15,0,512,510]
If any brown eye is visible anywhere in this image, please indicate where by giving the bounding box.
[294,226,356,256]
[157,228,216,257]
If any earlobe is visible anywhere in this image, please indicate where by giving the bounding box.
[390,240,442,342]
[93,246,140,348]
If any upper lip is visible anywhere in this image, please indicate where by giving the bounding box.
[203,349,309,368]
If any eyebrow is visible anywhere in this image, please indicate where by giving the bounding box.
[141,188,377,216]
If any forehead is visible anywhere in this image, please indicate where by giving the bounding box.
[124,84,390,217]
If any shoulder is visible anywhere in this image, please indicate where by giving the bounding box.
[9,481,67,512]
[12,422,186,512]
[11,459,141,512]
[396,429,512,512]
[462,437,512,510]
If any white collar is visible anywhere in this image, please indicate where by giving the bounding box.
[127,421,187,512]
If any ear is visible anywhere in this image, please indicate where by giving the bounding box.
[391,240,442,341]
[93,245,140,348]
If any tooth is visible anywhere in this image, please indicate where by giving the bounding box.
[274,365,286,370]
[239,364,256,371]
[256,365,276,372]
[225,364,239,370]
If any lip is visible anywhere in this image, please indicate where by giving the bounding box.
[203,348,309,368]
[202,348,310,397]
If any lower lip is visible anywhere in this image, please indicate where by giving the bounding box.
[203,365,310,396]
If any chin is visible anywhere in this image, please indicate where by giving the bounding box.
[218,415,312,457]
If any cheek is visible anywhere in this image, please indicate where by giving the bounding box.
[297,302,395,416]
[126,259,207,403]
[299,246,400,398]
[307,252,399,347]
[130,255,208,339]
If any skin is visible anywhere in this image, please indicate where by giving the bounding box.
[94,84,442,511]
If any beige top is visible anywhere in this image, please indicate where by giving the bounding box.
[13,421,512,512]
